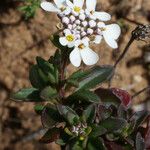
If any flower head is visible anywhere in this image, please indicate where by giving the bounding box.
[41,0,121,67]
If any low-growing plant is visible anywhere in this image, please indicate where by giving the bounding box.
[12,0,150,149]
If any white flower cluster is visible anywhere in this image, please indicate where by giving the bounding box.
[41,0,121,67]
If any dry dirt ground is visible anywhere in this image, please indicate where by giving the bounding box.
[0,0,150,150]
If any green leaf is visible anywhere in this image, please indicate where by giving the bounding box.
[87,137,107,150]
[69,69,90,80]
[29,65,48,89]
[99,117,127,132]
[131,111,149,129]
[95,88,120,107]
[41,104,61,128]
[66,79,79,88]
[68,90,100,103]
[11,88,43,102]
[136,133,145,150]
[34,105,45,114]
[39,127,60,143]
[90,125,107,137]
[82,105,96,123]
[57,105,80,125]
[40,86,58,100]
[77,65,114,90]
[36,57,58,84]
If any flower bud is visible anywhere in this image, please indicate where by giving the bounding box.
[81,31,87,37]
[72,24,77,29]
[82,21,88,27]
[89,20,96,28]
[75,20,81,25]
[79,13,86,21]
[87,28,93,34]
[76,34,81,39]
[68,24,73,30]
[62,17,70,25]
[97,28,102,35]
[70,15,75,23]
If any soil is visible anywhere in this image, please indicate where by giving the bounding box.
[0,0,150,150]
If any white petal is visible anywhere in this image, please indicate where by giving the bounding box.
[86,0,96,11]
[70,48,81,67]
[75,39,82,47]
[80,47,99,65]
[65,29,72,35]
[59,37,68,46]
[105,24,121,40]
[82,38,89,47]
[73,0,84,8]
[66,0,74,8]
[103,34,118,49]
[94,11,111,21]
[54,0,64,8]
[41,2,60,12]
[94,35,102,44]
[68,42,75,48]
[63,7,71,15]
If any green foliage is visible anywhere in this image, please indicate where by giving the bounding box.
[19,0,40,20]
[11,33,150,149]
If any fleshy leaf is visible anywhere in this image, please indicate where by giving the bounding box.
[136,133,145,150]
[40,86,58,100]
[57,105,80,125]
[41,104,61,128]
[68,90,100,103]
[29,65,49,89]
[87,137,107,150]
[90,125,107,137]
[34,105,45,114]
[77,65,114,90]
[39,127,60,143]
[99,117,127,132]
[111,88,131,108]
[11,88,43,102]
[82,104,96,123]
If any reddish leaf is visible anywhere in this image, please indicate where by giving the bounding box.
[105,141,124,150]
[39,127,60,143]
[111,88,131,108]
[145,117,150,149]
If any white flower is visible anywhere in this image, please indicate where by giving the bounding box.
[69,38,99,67]
[85,0,111,21]
[59,30,76,48]
[94,22,121,49]
[66,0,84,16]
[41,0,70,15]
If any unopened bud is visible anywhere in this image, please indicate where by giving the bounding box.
[81,31,87,36]
[87,28,93,35]
[79,13,86,21]
[70,15,75,23]
[68,24,73,30]
[82,21,88,27]
[75,19,81,25]
[89,20,96,28]
[62,17,69,24]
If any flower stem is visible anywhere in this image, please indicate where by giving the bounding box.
[114,37,135,68]
[132,86,150,99]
